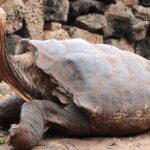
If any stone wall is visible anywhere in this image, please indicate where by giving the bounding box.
[1,0,150,58]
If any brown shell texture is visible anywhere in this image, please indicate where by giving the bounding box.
[23,39,150,135]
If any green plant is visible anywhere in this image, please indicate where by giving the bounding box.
[0,138,6,144]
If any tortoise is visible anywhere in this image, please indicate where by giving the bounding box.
[1,7,150,149]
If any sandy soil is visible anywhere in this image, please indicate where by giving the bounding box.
[0,132,150,150]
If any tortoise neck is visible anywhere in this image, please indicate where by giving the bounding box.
[0,17,30,101]
[0,10,56,101]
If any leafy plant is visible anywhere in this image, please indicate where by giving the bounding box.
[0,138,6,144]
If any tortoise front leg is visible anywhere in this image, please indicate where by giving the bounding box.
[9,100,47,149]
[9,99,91,149]
[0,95,24,126]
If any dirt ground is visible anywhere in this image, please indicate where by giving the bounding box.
[1,132,150,150]
[0,82,150,150]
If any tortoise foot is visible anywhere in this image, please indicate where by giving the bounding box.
[8,124,33,150]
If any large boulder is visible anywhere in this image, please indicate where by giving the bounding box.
[23,0,44,39]
[43,29,70,40]
[129,20,149,41]
[122,0,139,7]
[43,22,70,40]
[69,0,105,23]
[64,25,103,43]
[0,0,25,34]
[44,22,62,31]
[75,14,107,32]
[133,5,150,22]
[103,1,136,39]
[1,0,44,39]
[43,0,69,22]
[103,1,149,42]
[105,38,135,52]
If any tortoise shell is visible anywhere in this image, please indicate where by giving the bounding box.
[27,39,150,135]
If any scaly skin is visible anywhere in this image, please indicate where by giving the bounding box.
[8,100,90,149]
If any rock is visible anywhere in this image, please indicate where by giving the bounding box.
[129,20,149,41]
[6,34,22,55]
[44,22,62,31]
[103,1,136,39]
[43,29,70,40]
[122,0,139,7]
[0,0,25,34]
[147,26,150,36]
[75,14,107,32]
[133,5,150,22]
[0,0,24,8]
[69,0,105,23]
[43,0,69,22]
[103,1,148,41]
[139,0,150,7]
[105,38,134,52]
[1,0,44,39]
[135,37,150,59]
[64,26,103,43]
[23,0,44,39]
[97,0,116,5]
[126,5,150,41]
